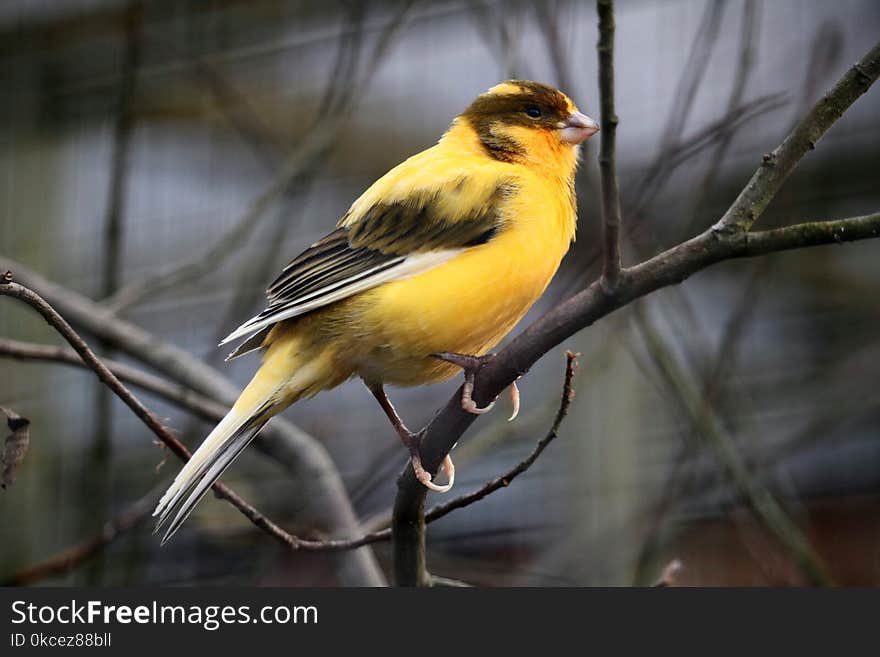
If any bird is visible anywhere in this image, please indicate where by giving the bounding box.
[153,80,598,543]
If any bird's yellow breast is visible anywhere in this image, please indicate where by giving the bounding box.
[346,165,575,386]
[267,119,579,389]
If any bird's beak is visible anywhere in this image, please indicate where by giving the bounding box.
[560,111,600,145]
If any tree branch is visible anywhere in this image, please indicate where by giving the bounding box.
[631,302,831,585]
[713,39,880,234]
[386,35,879,569]
[389,206,878,583]
[0,255,385,585]
[0,341,584,571]
[0,338,232,425]
[423,351,579,526]
[0,275,336,551]
[597,0,622,289]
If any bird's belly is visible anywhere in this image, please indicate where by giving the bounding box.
[350,229,566,386]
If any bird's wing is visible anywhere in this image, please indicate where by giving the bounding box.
[220,169,514,351]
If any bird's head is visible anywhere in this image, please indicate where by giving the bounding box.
[456,80,598,169]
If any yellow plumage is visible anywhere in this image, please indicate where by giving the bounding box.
[154,80,597,541]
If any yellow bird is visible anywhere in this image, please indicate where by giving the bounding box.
[154,80,598,542]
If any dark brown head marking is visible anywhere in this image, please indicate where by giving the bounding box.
[460,80,574,161]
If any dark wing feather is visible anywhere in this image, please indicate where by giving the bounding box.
[221,180,514,352]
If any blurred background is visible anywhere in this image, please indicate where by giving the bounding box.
[1,0,879,586]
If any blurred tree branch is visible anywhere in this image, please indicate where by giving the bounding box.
[87,0,144,583]
[0,261,385,586]
[630,302,831,585]
[0,277,329,551]
[390,22,880,585]
[0,343,581,574]
[103,1,415,315]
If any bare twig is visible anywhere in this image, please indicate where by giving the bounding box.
[102,1,142,305]
[429,575,474,587]
[88,2,144,582]
[714,40,880,234]
[101,125,337,313]
[684,0,761,235]
[534,1,575,95]
[0,256,385,586]
[106,1,416,315]
[0,338,231,425]
[393,350,580,586]
[0,276,326,551]
[597,0,622,290]
[631,302,831,585]
[629,0,727,214]
[628,93,788,221]
[658,0,726,153]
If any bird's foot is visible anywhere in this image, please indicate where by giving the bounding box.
[432,352,521,420]
[367,382,454,492]
[407,437,455,493]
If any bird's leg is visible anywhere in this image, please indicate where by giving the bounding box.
[366,383,454,493]
[432,352,521,420]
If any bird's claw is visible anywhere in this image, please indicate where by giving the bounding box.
[508,381,520,421]
[431,351,521,420]
[461,378,495,414]
[411,452,455,493]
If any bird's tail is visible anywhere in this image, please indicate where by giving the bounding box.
[152,341,334,544]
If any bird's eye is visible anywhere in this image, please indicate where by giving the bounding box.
[525,105,542,119]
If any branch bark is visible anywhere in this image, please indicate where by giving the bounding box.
[714,40,880,233]
[596,0,622,289]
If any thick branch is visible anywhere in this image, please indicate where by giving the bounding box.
[391,206,880,583]
[597,0,622,289]
[714,39,880,233]
[392,351,580,585]
[424,351,579,526]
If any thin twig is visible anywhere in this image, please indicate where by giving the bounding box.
[105,0,416,315]
[683,0,761,235]
[88,3,143,583]
[392,350,580,586]
[0,276,344,554]
[597,0,622,290]
[631,302,831,585]
[0,256,386,585]
[629,0,727,215]
[629,93,788,221]
[0,338,231,424]
[101,124,338,313]
[713,40,880,234]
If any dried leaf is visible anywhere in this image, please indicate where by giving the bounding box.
[1,406,30,489]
